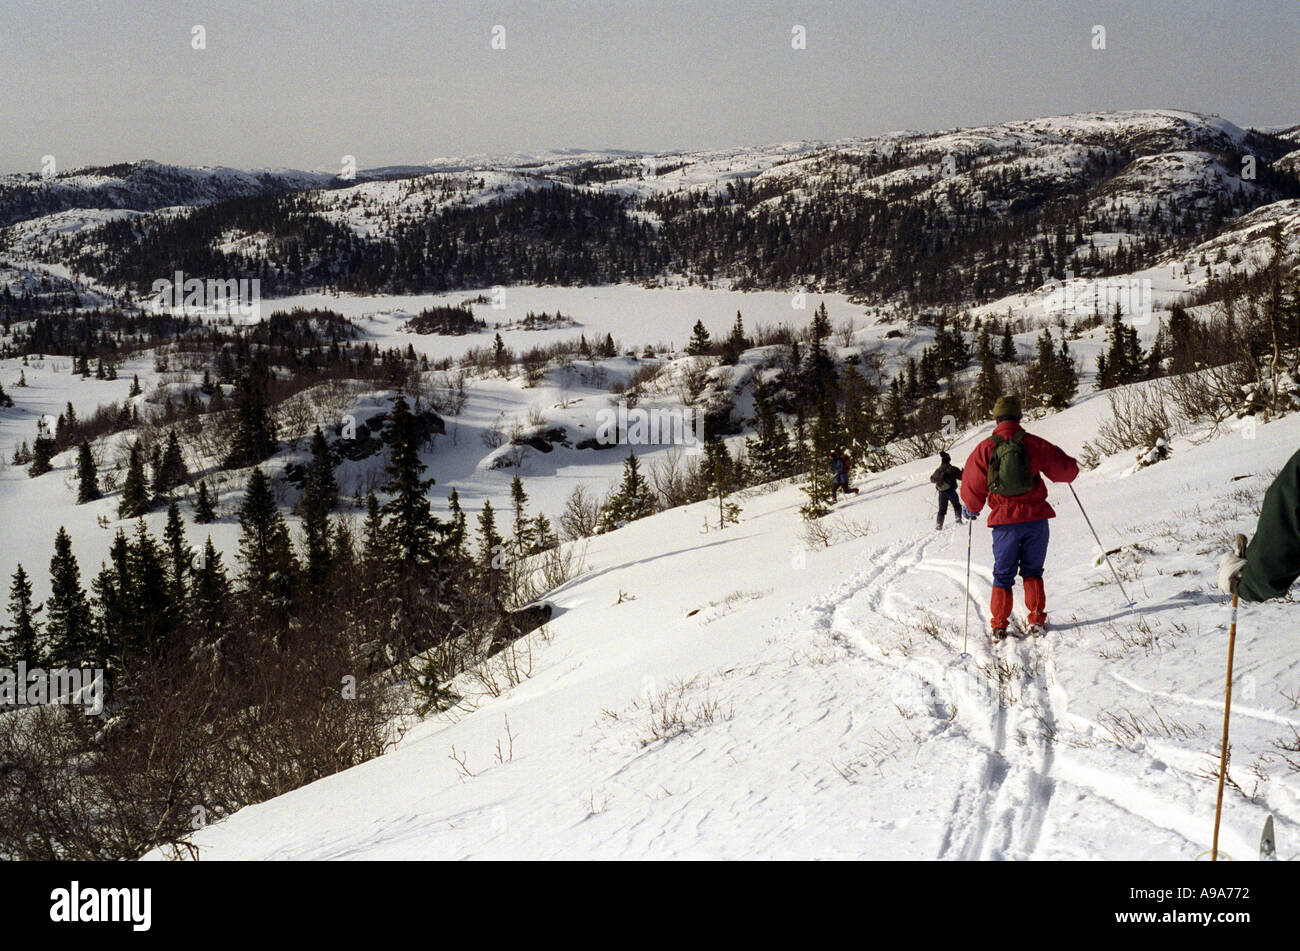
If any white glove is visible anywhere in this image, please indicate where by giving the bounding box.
[1217,551,1247,595]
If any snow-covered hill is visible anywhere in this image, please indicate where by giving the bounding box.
[7,108,1296,311]
[140,391,1300,860]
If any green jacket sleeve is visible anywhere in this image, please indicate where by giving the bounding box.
[1239,447,1300,602]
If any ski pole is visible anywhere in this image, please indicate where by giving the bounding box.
[1069,484,1135,608]
[961,518,973,659]
[1212,533,1247,862]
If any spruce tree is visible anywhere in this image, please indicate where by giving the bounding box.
[300,470,334,592]
[973,327,1002,419]
[705,436,740,528]
[158,431,188,495]
[46,527,92,665]
[163,502,192,607]
[597,452,656,532]
[476,499,504,577]
[746,378,792,483]
[1000,323,1017,363]
[721,312,748,365]
[800,395,841,520]
[126,520,175,658]
[119,443,150,519]
[305,427,337,513]
[361,491,386,565]
[509,475,536,555]
[237,468,296,622]
[224,364,277,469]
[193,480,216,523]
[532,513,557,552]
[0,565,42,667]
[381,395,438,567]
[800,303,837,407]
[76,442,100,503]
[191,537,231,646]
[28,421,55,477]
[1054,339,1079,408]
[687,320,711,357]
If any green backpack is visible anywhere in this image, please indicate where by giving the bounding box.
[987,432,1035,496]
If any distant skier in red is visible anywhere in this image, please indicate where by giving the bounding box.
[960,396,1079,638]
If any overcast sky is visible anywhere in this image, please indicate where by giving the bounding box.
[1,0,1297,174]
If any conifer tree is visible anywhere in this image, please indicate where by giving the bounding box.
[704,436,740,528]
[532,513,557,551]
[237,468,296,623]
[381,395,438,567]
[306,427,337,513]
[800,394,841,520]
[193,480,216,523]
[0,565,42,667]
[973,326,1002,419]
[157,431,188,495]
[46,527,92,665]
[721,311,748,365]
[598,452,656,532]
[362,492,386,565]
[119,443,151,519]
[191,537,231,646]
[687,320,711,357]
[224,364,277,468]
[800,303,837,407]
[509,475,536,555]
[300,473,334,593]
[745,378,792,483]
[28,420,55,477]
[163,502,191,607]
[1055,339,1079,408]
[444,489,468,564]
[1000,323,1017,363]
[476,500,504,577]
[76,442,100,503]
[126,520,175,658]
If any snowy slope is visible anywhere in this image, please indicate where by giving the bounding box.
[140,394,1300,861]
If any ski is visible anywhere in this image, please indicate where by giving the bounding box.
[1261,815,1276,861]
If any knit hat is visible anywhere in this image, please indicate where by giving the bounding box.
[992,395,1022,421]
[939,451,950,463]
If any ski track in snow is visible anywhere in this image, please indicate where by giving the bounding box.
[806,529,1061,859]
[812,523,1252,860]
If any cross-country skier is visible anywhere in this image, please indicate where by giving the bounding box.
[1217,446,1300,601]
[829,449,859,502]
[930,451,963,529]
[960,395,1079,638]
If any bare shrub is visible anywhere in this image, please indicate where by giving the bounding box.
[647,447,707,509]
[1081,382,1174,468]
[558,484,601,540]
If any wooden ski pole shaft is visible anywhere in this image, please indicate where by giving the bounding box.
[962,518,972,656]
[1212,533,1248,862]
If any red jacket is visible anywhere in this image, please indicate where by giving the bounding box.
[960,421,1079,526]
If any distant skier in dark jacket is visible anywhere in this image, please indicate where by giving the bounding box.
[829,449,859,501]
[960,396,1079,638]
[1218,446,1300,601]
[930,451,963,529]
